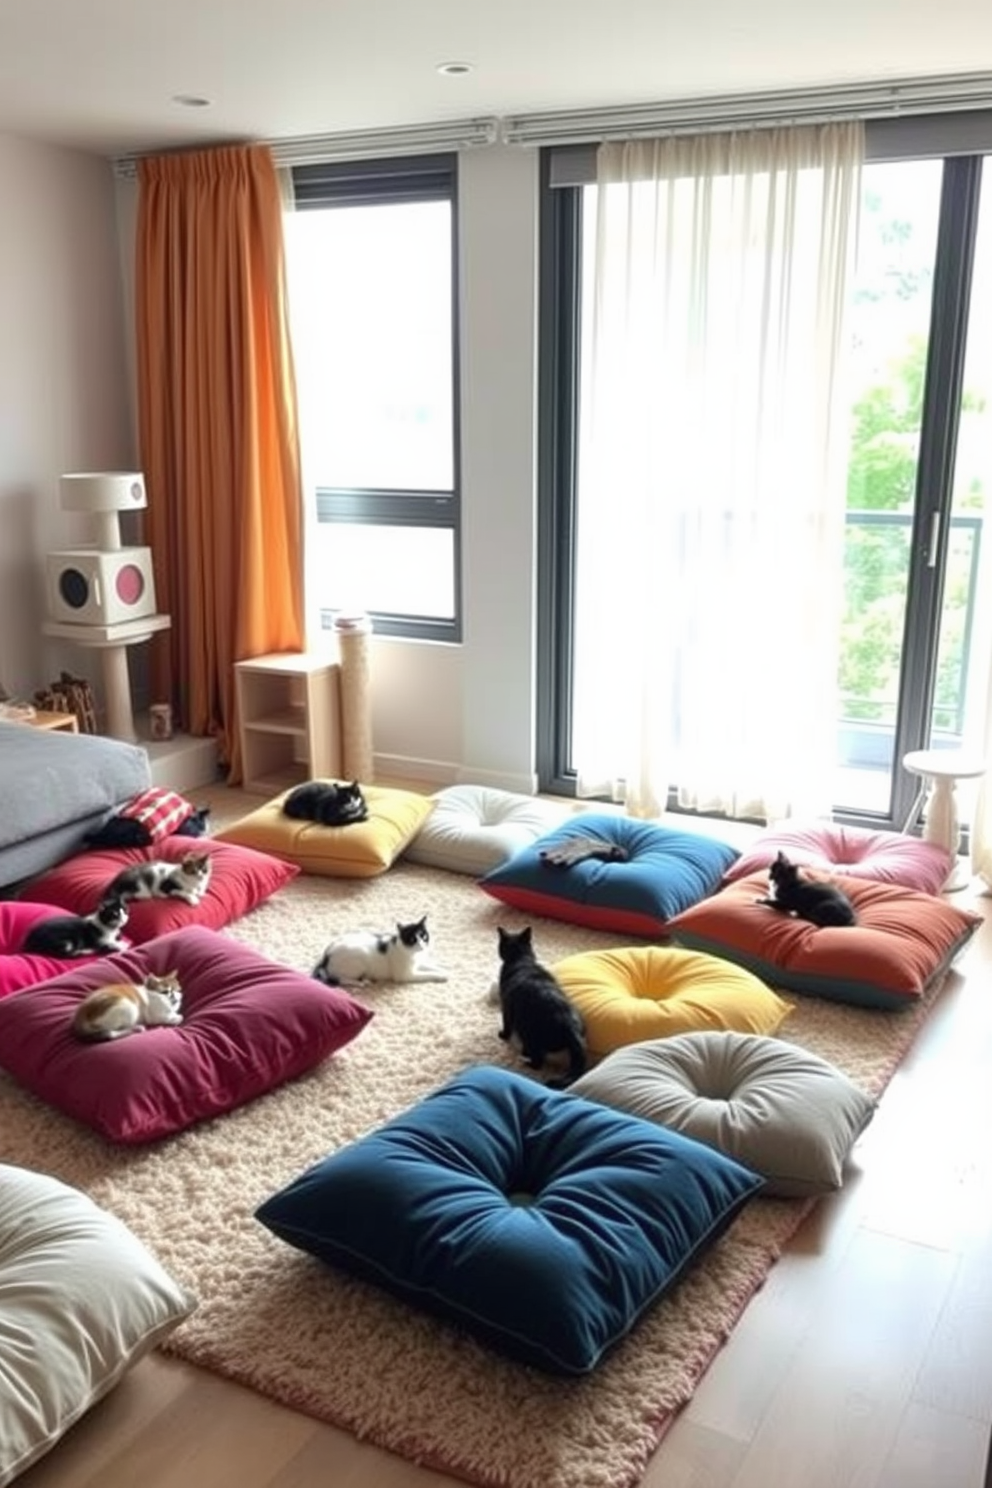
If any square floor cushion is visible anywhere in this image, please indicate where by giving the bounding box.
[0,1163,195,1487]
[0,900,105,998]
[256,1064,763,1376]
[0,926,373,1143]
[571,1031,877,1198]
[20,837,299,944]
[214,782,433,879]
[479,813,740,936]
[722,820,952,896]
[668,872,982,1010]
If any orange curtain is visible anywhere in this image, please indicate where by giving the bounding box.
[135,143,303,783]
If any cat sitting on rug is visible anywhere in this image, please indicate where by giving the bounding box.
[72,969,184,1042]
[756,850,857,928]
[496,925,587,1089]
[104,851,212,907]
[312,915,448,986]
[21,896,129,959]
[282,780,368,827]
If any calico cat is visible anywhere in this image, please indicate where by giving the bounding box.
[104,851,212,907]
[496,925,587,1088]
[283,780,368,827]
[21,896,129,959]
[72,970,184,1042]
[756,850,857,927]
[312,915,448,986]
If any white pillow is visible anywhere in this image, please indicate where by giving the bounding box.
[0,1164,195,1486]
[404,784,576,875]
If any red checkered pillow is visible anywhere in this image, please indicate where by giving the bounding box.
[117,788,195,842]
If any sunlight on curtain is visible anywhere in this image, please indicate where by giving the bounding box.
[136,145,304,783]
[572,124,863,820]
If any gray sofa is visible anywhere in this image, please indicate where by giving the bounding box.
[0,722,151,889]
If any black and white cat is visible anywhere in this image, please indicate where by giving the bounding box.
[21,896,130,959]
[756,850,857,927]
[104,851,213,907]
[72,969,184,1042]
[283,780,368,827]
[496,925,587,1088]
[312,916,448,986]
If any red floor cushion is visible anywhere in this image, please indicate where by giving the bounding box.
[669,873,981,1010]
[0,926,373,1143]
[0,901,105,998]
[21,838,298,944]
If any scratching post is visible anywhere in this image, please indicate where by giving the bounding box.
[334,613,374,781]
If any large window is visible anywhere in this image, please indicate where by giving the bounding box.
[285,155,461,641]
[537,127,991,828]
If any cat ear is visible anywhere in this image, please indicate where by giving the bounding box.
[520,926,533,946]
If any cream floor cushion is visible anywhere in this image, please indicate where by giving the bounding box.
[404,784,576,875]
[0,1164,195,1485]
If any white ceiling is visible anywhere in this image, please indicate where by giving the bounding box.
[1,0,991,159]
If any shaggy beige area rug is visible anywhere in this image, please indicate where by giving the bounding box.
[0,862,954,1488]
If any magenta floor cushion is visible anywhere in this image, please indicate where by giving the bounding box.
[722,821,951,896]
[0,901,105,999]
[0,926,373,1143]
[21,838,299,943]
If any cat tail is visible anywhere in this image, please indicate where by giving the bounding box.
[547,1030,588,1090]
[311,962,341,987]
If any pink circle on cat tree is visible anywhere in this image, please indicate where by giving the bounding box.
[115,564,146,604]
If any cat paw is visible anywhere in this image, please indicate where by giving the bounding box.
[498,1030,510,1041]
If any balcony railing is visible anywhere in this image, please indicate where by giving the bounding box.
[838,508,983,772]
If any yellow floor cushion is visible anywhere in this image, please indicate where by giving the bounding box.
[215,783,433,878]
[551,945,792,1059]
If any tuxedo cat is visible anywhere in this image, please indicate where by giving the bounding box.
[21,896,129,959]
[312,916,448,986]
[104,851,212,907]
[283,780,368,827]
[756,850,857,927]
[72,970,183,1042]
[496,925,587,1088]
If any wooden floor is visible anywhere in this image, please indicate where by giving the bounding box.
[18,793,992,1488]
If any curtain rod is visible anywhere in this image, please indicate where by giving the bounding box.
[112,71,992,178]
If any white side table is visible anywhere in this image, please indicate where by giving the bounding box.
[901,748,987,891]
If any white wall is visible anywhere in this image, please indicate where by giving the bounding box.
[372,145,540,792]
[0,133,134,703]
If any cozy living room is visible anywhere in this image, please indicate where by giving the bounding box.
[2,5,992,1488]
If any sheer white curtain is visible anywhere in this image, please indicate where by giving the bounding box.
[572,124,863,820]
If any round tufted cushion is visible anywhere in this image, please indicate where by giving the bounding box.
[255,1064,763,1375]
[404,785,575,875]
[551,946,792,1058]
[570,1032,877,1198]
[722,820,952,896]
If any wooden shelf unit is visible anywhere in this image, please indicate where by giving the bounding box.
[235,652,341,794]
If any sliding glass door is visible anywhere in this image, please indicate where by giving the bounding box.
[537,136,990,829]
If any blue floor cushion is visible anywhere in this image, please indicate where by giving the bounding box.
[255,1064,763,1375]
[479,813,740,936]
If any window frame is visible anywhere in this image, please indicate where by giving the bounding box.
[535,127,988,826]
[291,152,463,642]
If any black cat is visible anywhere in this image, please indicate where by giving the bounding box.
[282,780,368,827]
[756,850,857,927]
[21,896,130,958]
[496,925,587,1088]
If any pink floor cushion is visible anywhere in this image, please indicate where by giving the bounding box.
[723,821,952,896]
[20,838,299,944]
[0,926,373,1143]
[669,873,981,1011]
[0,901,105,999]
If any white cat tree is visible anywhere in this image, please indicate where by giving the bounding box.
[41,472,171,742]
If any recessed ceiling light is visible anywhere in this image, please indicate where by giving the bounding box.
[172,93,212,108]
[436,61,473,77]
